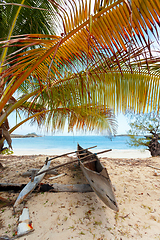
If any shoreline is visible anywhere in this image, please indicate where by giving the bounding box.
[11,133,41,138]
[11,148,151,158]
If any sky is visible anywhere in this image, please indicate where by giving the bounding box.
[8,112,130,136]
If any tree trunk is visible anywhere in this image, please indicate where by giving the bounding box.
[148,133,160,157]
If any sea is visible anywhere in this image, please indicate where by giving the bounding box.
[8,135,147,156]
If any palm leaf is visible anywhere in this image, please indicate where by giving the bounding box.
[0,0,25,76]
[0,0,160,118]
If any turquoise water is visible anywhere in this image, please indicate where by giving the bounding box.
[9,135,143,151]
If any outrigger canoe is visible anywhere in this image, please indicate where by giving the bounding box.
[13,160,50,209]
[77,144,119,211]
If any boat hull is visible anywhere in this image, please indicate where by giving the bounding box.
[77,144,119,211]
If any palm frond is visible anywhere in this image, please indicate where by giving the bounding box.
[2,0,159,76]
[44,105,117,134]
[0,0,160,122]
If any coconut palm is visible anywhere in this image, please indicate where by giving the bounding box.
[0,0,57,61]
[0,0,160,149]
[0,0,60,149]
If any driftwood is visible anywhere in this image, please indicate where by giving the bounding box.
[0,183,93,193]
[48,173,66,180]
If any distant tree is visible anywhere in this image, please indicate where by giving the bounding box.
[127,113,160,157]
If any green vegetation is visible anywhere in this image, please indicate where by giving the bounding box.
[127,113,160,156]
[0,0,59,151]
[0,0,160,152]
[1,148,13,155]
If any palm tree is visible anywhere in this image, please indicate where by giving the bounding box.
[0,0,160,149]
[0,0,57,57]
[0,0,60,150]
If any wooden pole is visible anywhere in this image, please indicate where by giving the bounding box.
[78,149,112,161]
[47,145,97,162]
[36,158,81,176]
[36,148,112,177]
[0,182,93,193]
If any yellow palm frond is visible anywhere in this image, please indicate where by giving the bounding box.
[0,0,160,115]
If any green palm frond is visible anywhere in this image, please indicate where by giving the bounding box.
[21,75,117,134]
[0,0,59,76]
[0,73,117,134]
[0,0,58,41]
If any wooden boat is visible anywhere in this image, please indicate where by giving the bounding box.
[13,160,50,209]
[77,144,119,211]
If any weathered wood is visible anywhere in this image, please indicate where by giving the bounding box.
[50,183,93,192]
[36,148,112,177]
[13,161,51,208]
[77,144,119,212]
[48,145,97,162]
[78,149,112,161]
[48,173,66,180]
[0,183,93,193]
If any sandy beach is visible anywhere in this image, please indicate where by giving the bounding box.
[0,150,160,240]
[12,149,151,158]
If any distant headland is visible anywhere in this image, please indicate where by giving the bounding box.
[11,133,41,138]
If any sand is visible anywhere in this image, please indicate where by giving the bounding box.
[12,149,151,158]
[0,150,160,240]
